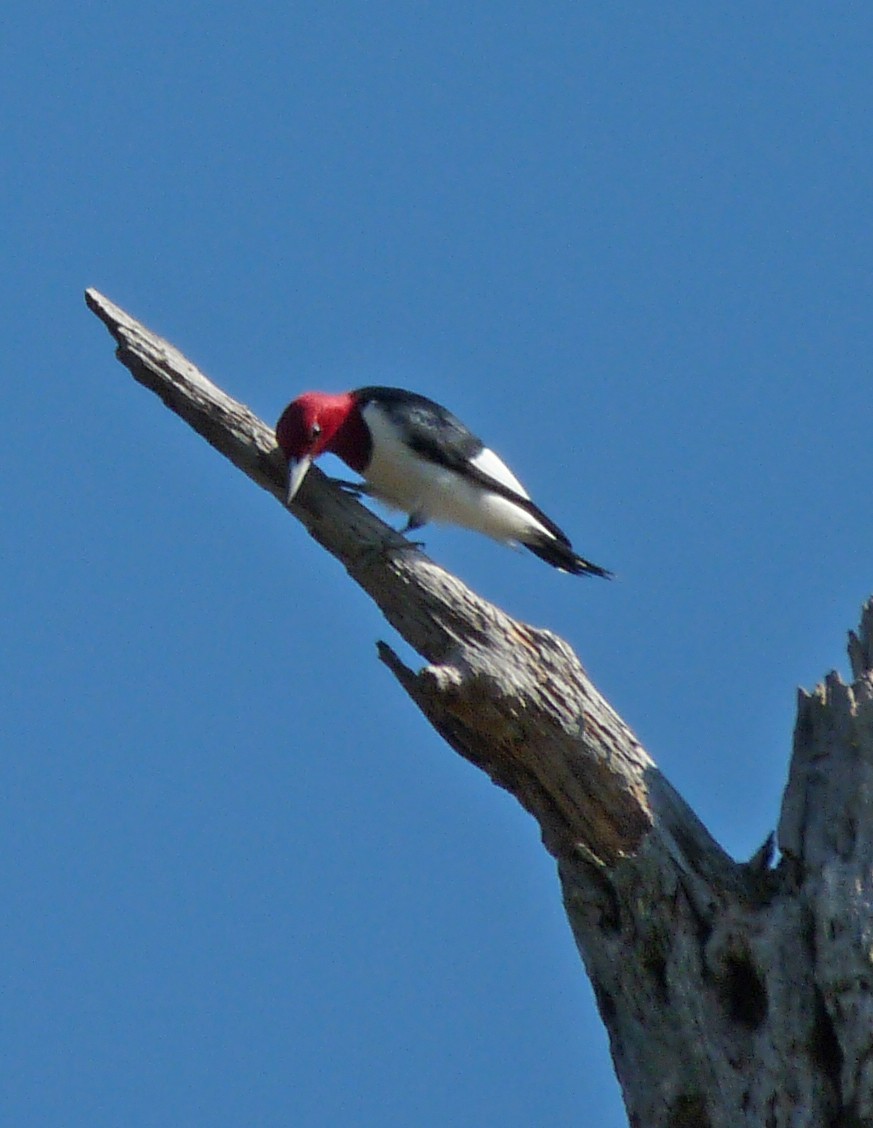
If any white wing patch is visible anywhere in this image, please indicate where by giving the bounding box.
[469,446,529,499]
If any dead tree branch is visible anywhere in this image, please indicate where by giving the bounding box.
[87,288,873,1127]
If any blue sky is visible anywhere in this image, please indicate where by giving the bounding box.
[4,4,873,1125]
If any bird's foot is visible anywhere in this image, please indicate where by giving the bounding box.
[356,533,426,571]
[389,522,426,551]
[399,512,426,535]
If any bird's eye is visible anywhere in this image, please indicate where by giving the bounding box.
[311,423,322,439]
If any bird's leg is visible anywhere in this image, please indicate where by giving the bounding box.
[357,536,425,571]
[396,512,426,548]
[400,512,426,534]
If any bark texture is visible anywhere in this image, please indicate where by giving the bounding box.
[87,287,873,1127]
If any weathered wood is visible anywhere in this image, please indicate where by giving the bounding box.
[84,287,663,865]
[87,287,873,1127]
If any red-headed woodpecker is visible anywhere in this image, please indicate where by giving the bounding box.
[275,386,612,577]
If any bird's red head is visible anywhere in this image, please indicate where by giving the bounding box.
[275,391,365,503]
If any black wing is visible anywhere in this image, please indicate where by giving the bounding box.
[353,386,483,467]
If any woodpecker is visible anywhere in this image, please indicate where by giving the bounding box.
[275,386,612,577]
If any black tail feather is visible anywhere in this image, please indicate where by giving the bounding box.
[524,536,613,578]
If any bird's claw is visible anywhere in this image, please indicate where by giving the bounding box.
[356,533,426,570]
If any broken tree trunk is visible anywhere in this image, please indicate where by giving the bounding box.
[86,287,873,1127]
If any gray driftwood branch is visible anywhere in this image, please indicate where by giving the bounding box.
[86,287,873,1127]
